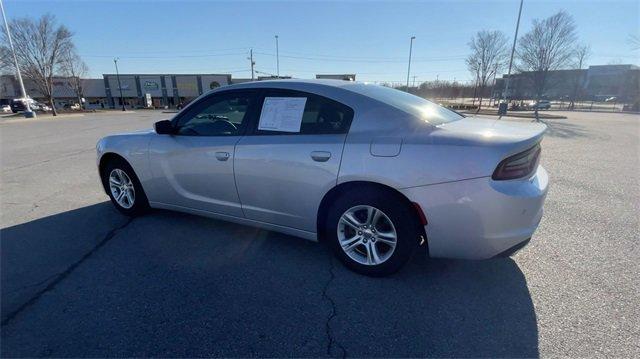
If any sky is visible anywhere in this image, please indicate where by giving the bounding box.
[3,0,639,84]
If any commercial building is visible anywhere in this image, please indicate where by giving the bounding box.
[0,73,232,109]
[494,64,640,102]
[103,74,231,109]
[0,75,106,108]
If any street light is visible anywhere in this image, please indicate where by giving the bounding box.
[275,35,280,78]
[113,58,125,111]
[406,36,416,90]
[1,0,35,118]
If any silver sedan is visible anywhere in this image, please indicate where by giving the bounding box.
[97,80,548,276]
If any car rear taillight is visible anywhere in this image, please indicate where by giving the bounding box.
[492,144,541,180]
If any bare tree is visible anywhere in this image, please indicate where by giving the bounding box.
[0,14,73,116]
[60,49,88,110]
[569,44,590,109]
[0,46,11,74]
[466,30,508,110]
[516,11,577,117]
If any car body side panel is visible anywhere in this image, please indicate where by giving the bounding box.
[234,134,346,232]
[96,131,154,189]
[340,115,546,190]
[151,201,317,241]
[400,165,548,259]
[146,135,244,217]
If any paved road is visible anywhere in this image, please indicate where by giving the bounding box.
[1,110,638,357]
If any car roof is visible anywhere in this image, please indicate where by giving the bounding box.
[220,79,384,98]
[226,78,356,89]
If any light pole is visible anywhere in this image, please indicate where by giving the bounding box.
[1,0,34,118]
[113,58,125,111]
[275,35,279,78]
[406,36,415,90]
[501,0,524,115]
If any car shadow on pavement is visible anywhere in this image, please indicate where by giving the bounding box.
[1,203,538,358]
[328,252,538,357]
[1,202,130,324]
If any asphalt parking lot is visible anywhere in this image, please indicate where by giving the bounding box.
[1,110,638,357]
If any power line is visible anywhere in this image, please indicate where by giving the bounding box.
[253,47,466,61]
[253,51,465,63]
[81,52,247,59]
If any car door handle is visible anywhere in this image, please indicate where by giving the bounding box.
[310,151,331,162]
[215,151,230,161]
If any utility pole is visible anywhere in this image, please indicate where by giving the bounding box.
[113,58,125,111]
[412,75,417,87]
[406,36,415,90]
[275,35,279,78]
[489,63,498,106]
[1,0,34,118]
[501,0,524,115]
[248,49,255,81]
[472,62,481,107]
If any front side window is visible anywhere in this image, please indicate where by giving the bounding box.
[175,92,254,136]
[255,90,354,135]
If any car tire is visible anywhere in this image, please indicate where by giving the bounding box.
[102,158,149,216]
[324,188,421,277]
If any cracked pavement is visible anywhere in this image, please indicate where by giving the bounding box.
[1,110,638,357]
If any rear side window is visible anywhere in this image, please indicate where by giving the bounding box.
[346,83,463,125]
[255,90,354,135]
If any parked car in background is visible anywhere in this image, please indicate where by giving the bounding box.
[10,98,37,113]
[31,102,52,112]
[63,103,81,110]
[1,104,11,113]
[529,100,551,110]
[605,97,617,102]
[97,80,549,276]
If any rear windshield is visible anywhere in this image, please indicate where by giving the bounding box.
[347,83,463,125]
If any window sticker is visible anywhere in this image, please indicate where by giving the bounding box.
[258,97,307,132]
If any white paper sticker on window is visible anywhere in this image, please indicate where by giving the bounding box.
[258,97,307,132]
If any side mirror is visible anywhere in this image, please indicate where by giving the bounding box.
[154,120,174,135]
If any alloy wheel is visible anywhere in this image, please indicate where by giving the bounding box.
[337,205,397,265]
[109,168,135,209]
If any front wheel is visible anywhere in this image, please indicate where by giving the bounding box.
[102,158,149,216]
[325,189,421,277]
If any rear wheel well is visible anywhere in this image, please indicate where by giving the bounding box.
[316,181,427,244]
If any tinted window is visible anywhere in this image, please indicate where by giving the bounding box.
[175,92,254,136]
[256,90,354,135]
[346,83,463,125]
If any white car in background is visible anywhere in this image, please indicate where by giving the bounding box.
[37,103,52,112]
[1,105,11,113]
[97,80,549,276]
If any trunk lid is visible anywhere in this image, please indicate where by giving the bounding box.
[431,116,547,155]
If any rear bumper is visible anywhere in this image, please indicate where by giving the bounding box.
[400,165,548,259]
